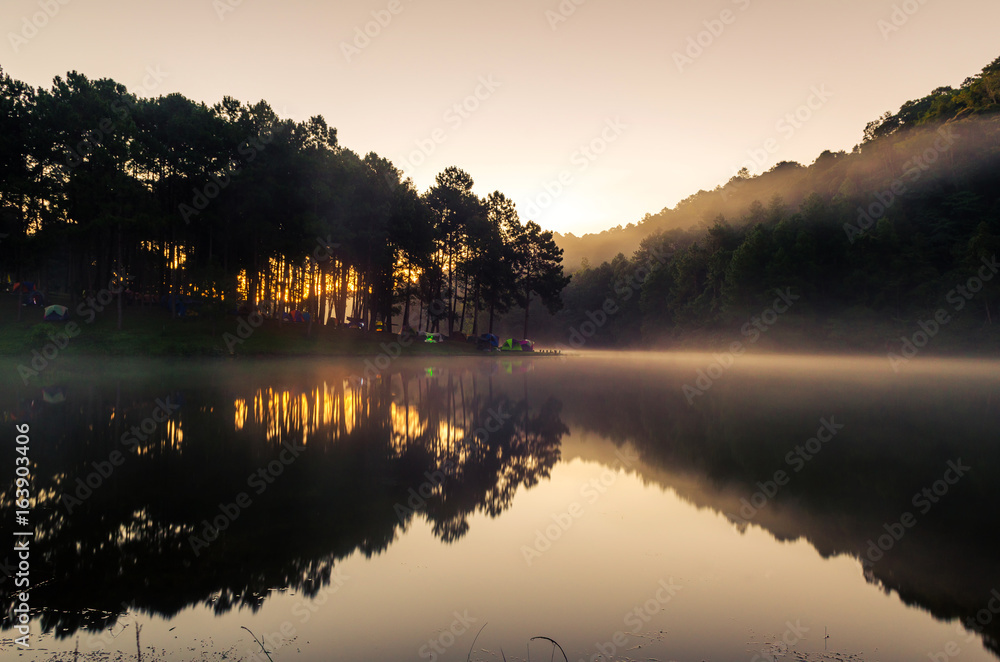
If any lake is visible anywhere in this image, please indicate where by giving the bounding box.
[2,352,999,661]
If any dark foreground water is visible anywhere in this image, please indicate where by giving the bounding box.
[1,352,999,661]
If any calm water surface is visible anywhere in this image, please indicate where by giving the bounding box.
[1,352,999,661]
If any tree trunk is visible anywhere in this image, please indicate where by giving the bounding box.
[522,289,531,340]
[117,224,123,331]
[471,282,481,337]
[336,262,348,325]
[402,269,412,330]
[170,242,177,319]
[447,240,454,335]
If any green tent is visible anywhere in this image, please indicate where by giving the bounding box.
[501,338,523,351]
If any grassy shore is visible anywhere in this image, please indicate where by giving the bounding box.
[3,294,996,361]
[0,299,480,359]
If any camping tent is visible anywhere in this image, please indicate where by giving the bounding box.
[501,338,523,351]
[501,338,535,352]
[478,333,500,349]
[15,283,45,306]
[161,294,187,316]
[43,305,69,321]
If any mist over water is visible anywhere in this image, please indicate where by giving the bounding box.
[2,352,998,661]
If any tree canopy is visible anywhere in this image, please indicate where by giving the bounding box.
[527,54,1000,348]
[0,68,569,339]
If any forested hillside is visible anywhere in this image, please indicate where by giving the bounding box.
[0,69,567,338]
[555,56,1000,271]
[4,55,1000,353]
[522,56,1000,350]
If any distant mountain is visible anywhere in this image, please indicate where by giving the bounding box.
[554,55,1000,270]
[498,54,1000,348]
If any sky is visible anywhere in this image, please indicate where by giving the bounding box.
[3,0,999,236]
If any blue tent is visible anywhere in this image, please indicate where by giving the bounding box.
[478,333,500,349]
[161,294,187,316]
[15,283,44,306]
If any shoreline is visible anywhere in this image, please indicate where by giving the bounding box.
[2,303,996,363]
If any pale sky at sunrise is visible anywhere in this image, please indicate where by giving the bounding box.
[3,0,999,236]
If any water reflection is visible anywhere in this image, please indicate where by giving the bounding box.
[542,353,1000,657]
[0,360,566,638]
[1,353,999,659]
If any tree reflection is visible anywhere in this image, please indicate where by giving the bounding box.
[0,360,566,638]
[7,356,995,657]
[535,360,1000,658]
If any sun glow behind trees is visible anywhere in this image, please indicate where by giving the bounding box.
[0,67,569,336]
